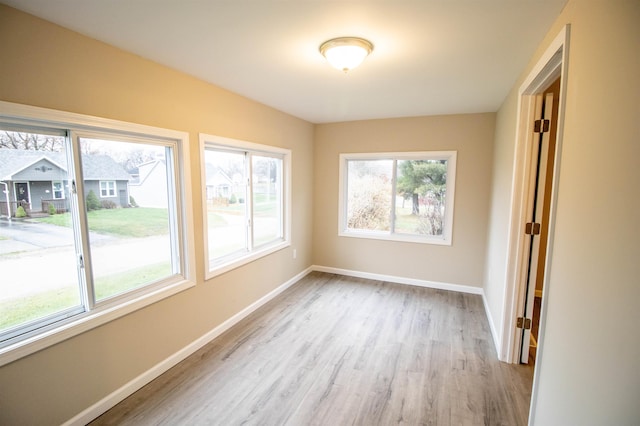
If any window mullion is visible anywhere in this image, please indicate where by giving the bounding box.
[68,131,95,310]
[246,152,254,252]
[390,159,398,234]
[165,145,181,275]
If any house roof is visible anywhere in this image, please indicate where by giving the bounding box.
[0,149,131,181]
[130,159,166,186]
[205,167,233,188]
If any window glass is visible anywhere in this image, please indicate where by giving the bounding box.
[0,130,83,339]
[395,159,448,236]
[346,159,392,232]
[52,181,64,199]
[99,181,116,197]
[79,138,175,301]
[340,152,456,245]
[203,149,248,261]
[252,155,283,247]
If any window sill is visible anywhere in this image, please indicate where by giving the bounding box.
[339,229,452,246]
[0,278,195,367]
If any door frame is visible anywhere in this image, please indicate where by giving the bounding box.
[14,181,31,205]
[500,25,570,366]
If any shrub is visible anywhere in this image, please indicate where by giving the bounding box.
[101,200,118,209]
[129,195,139,208]
[86,190,101,211]
[15,205,27,218]
[229,194,237,204]
[347,175,391,231]
[48,203,57,215]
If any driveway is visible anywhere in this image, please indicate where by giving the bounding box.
[0,219,170,302]
[0,218,113,255]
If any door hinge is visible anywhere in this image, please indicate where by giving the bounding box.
[525,222,541,235]
[517,317,532,330]
[534,119,550,133]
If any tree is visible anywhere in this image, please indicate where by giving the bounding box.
[396,160,447,215]
[1,131,65,151]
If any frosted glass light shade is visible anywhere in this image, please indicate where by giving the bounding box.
[320,37,373,73]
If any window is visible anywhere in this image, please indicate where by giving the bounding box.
[339,151,457,245]
[0,101,194,365]
[200,134,290,278]
[52,181,64,199]
[99,180,116,197]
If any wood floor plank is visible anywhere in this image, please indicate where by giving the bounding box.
[91,272,533,425]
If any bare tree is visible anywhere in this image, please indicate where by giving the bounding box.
[113,148,159,173]
[0,131,65,151]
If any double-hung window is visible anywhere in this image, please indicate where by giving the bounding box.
[52,181,64,199]
[0,101,194,365]
[339,151,457,245]
[99,180,116,197]
[201,134,290,278]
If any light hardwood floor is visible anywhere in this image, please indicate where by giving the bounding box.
[91,272,533,425]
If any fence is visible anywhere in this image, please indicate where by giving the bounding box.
[0,200,31,217]
[42,199,69,214]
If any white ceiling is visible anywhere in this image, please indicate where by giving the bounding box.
[3,1,567,124]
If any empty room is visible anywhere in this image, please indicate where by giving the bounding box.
[0,1,638,425]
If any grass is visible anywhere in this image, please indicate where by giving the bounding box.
[394,213,421,233]
[0,286,80,333]
[208,212,228,226]
[0,262,172,332]
[34,208,169,237]
[94,261,172,300]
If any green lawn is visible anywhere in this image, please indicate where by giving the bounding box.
[0,262,171,332]
[94,261,172,300]
[34,208,169,237]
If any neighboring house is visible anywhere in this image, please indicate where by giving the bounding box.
[128,159,167,208]
[0,149,130,216]
[205,165,244,201]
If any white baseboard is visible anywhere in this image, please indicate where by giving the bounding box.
[312,265,483,295]
[481,292,502,358]
[63,266,313,426]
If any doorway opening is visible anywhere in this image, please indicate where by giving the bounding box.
[500,23,570,424]
[519,77,560,366]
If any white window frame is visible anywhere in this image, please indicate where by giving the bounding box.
[99,180,116,197]
[338,151,457,246]
[0,100,196,367]
[52,181,65,199]
[200,133,291,279]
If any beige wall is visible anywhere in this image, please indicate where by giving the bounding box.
[0,5,314,424]
[313,114,495,287]
[3,0,639,424]
[482,89,519,351]
[485,0,640,424]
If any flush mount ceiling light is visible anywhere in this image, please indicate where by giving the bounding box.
[319,37,374,73]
